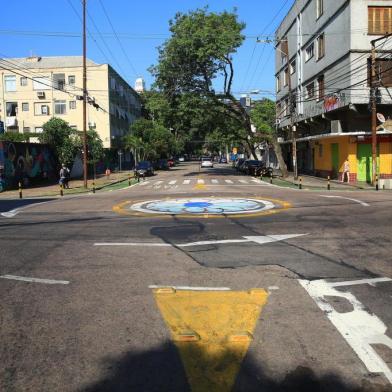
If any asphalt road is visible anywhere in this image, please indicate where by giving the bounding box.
[0,162,391,392]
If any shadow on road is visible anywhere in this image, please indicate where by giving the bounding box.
[80,340,390,392]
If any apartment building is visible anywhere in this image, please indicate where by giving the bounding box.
[0,56,142,148]
[275,0,392,182]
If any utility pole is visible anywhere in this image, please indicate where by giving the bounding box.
[82,0,88,188]
[370,40,377,186]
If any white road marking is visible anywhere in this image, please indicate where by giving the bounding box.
[139,181,150,186]
[320,195,370,207]
[183,179,191,185]
[168,180,177,185]
[154,185,161,189]
[225,179,234,184]
[197,179,205,184]
[94,234,307,248]
[211,179,219,184]
[154,181,163,185]
[299,278,392,384]
[1,200,53,218]
[329,277,392,288]
[0,275,70,285]
[268,286,280,291]
[148,285,231,291]
[251,179,261,183]
[238,179,248,184]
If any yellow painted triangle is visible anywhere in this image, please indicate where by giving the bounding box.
[153,288,268,392]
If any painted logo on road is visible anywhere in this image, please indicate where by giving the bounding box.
[129,198,275,215]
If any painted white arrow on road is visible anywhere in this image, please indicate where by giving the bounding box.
[94,233,307,248]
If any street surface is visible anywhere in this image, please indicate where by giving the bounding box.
[1,162,391,391]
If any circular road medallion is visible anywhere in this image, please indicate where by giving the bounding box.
[129,198,275,216]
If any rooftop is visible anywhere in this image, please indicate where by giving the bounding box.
[0,56,99,70]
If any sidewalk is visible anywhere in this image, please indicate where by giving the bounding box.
[0,171,136,199]
[273,172,376,191]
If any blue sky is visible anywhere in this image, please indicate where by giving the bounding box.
[1,0,294,98]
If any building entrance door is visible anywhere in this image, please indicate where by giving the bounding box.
[357,144,372,183]
[331,143,339,179]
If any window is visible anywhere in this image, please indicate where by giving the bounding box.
[69,101,76,110]
[53,74,65,90]
[284,67,289,87]
[68,75,75,85]
[33,76,51,90]
[317,75,325,101]
[54,100,66,115]
[35,127,43,133]
[276,75,281,92]
[23,127,31,133]
[305,43,314,62]
[316,0,323,19]
[6,102,18,116]
[306,82,315,99]
[290,60,296,75]
[22,103,29,112]
[34,102,50,116]
[317,34,325,59]
[4,75,16,92]
[368,7,392,35]
[20,77,28,86]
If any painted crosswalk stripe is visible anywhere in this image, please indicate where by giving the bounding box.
[197,179,205,184]
[251,179,261,183]
[154,181,163,186]
[168,180,177,185]
[211,179,219,184]
[239,179,248,184]
[183,179,191,185]
[139,181,150,186]
[225,179,234,184]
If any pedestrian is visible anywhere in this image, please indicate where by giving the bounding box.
[343,159,350,183]
[59,164,70,189]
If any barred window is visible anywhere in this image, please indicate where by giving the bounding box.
[368,7,392,35]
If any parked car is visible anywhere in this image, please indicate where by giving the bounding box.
[242,160,263,175]
[135,161,154,177]
[178,156,185,162]
[200,157,214,168]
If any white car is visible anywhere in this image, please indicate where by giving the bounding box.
[200,157,214,168]
[178,157,185,162]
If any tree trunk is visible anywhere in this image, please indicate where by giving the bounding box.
[270,137,288,177]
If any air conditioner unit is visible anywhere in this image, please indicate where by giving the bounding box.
[277,137,284,143]
[331,120,342,133]
[88,121,96,129]
[37,91,45,98]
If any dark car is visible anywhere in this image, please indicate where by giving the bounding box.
[135,161,154,177]
[242,160,263,175]
[219,156,228,164]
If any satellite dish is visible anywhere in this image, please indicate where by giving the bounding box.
[377,113,386,123]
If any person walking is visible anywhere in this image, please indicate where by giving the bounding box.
[59,164,70,189]
[343,159,350,183]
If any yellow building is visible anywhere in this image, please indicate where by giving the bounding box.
[0,56,141,148]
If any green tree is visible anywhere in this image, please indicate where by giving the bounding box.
[150,8,263,158]
[250,99,288,177]
[39,117,78,167]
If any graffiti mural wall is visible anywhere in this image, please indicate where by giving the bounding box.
[0,142,56,189]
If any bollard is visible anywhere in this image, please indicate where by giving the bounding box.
[19,181,23,199]
[299,176,302,190]
[327,176,331,191]
[376,174,379,191]
[270,172,273,184]
[128,175,131,186]
[60,183,64,197]
[260,173,263,182]
[92,181,96,194]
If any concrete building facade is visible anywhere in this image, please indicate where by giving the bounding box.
[275,0,392,183]
[0,56,142,148]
